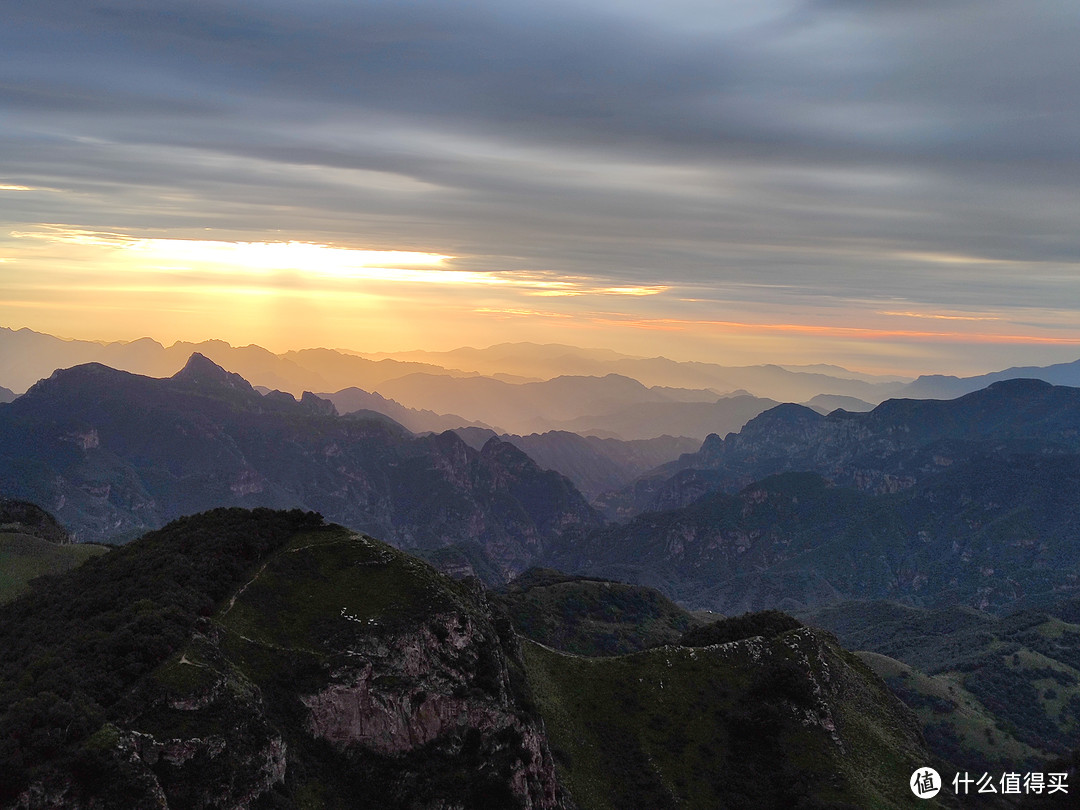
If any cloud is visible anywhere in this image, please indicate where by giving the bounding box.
[2,0,1079,371]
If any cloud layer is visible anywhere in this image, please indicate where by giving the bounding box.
[2,0,1079,372]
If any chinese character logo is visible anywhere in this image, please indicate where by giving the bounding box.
[911,767,941,799]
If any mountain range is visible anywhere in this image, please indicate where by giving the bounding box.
[7,343,1080,804]
[0,354,598,578]
[602,378,1080,517]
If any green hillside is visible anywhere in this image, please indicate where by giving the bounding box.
[807,600,1080,775]
[496,568,700,655]
[0,533,108,604]
[0,509,942,808]
[525,622,939,810]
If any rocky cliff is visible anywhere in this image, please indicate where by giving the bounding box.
[1,512,570,809]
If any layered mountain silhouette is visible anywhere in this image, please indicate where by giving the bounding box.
[0,354,598,577]
[451,428,699,502]
[605,378,1080,517]
[569,380,1080,618]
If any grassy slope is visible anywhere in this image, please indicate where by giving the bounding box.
[0,532,108,603]
[497,571,701,656]
[146,524,474,725]
[524,629,940,810]
[808,601,1080,776]
[858,651,1047,774]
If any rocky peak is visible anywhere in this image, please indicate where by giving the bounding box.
[299,390,338,416]
[171,352,255,394]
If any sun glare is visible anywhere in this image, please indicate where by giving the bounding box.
[123,239,451,276]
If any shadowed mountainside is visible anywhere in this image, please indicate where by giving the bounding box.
[566,459,1080,615]
[453,429,700,502]
[0,355,599,577]
[603,378,1080,518]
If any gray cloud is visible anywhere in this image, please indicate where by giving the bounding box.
[3,0,1080,349]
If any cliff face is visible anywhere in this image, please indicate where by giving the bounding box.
[2,509,943,809]
[100,528,567,809]
[2,515,569,810]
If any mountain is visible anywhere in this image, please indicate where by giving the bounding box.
[0,327,466,396]
[373,372,727,438]
[319,386,496,433]
[0,497,71,544]
[548,393,780,441]
[606,378,1080,517]
[0,508,940,809]
[0,386,14,404]
[902,358,1080,400]
[281,346,473,392]
[0,327,329,394]
[527,613,935,810]
[453,429,700,502]
[0,355,599,577]
[2,328,922,416]
[564,458,1080,615]
[359,342,911,402]
[0,499,107,604]
[804,393,875,413]
[0,509,568,808]
[494,568,701,656]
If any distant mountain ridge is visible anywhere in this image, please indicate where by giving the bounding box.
[0,327,906,405]
[0,354,599,576]
[565,380,1080,618]
[904,357,1080,400]
[454,429,700,502]
[604,378,1080,517]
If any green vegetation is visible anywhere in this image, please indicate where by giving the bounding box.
[808,600,1080,776]
[0,507,322,803]
[497,568,700,655]
[858,651,1047,775]
[524,622,938,809]
[679,609,802,647]
[0,498,70,544]
[0,507,946,809]
[0,532,108,603]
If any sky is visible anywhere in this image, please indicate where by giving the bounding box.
[2,0,1080,376]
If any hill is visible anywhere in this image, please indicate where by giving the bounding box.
[805,600,1080,776]
[495,569,700,656]
[0,509,941,809]
[0,499,107,603]
[526,614,936,809]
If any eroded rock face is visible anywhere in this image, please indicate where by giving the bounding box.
[301,608,566,810]
[5,525,572,810]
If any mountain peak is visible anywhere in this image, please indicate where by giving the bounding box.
[171,352,254,393]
